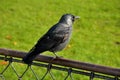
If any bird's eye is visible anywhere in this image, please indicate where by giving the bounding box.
[72,16,75,22]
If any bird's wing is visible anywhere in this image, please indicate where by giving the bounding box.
[50,23,71,41]
[35,34,56,50]
[33,23,71,51]
[51,30,69,43]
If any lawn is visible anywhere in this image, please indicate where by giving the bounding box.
[0,0,120,80]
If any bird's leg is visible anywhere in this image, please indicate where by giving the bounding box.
[50,52,62,63]
[48,52,58,63]
[53,52,63,58]
[53,52,59,58]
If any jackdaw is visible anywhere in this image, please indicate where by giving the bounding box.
[22,14,79,64]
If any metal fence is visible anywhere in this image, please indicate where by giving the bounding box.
[0,48,120,80]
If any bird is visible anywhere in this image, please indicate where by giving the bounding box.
[22,14,79,64]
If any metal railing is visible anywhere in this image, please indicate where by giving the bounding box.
[0,48,120,80]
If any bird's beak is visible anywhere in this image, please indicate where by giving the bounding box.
[75,16,80,19]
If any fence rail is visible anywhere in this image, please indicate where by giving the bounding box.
[0,48,120,80]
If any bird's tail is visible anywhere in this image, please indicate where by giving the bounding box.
[22,46,45,64]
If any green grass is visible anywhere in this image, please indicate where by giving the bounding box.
[0,0,120,79]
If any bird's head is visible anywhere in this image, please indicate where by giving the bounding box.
[59,14,79,25]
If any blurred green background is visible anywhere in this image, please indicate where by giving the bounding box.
[0,0,120,80]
